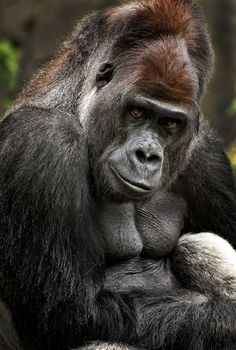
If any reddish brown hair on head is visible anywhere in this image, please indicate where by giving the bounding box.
[118,36,199,105]
[15,0,213,112]
[106,0,213,101]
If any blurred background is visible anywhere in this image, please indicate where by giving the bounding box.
[0,0,236,170]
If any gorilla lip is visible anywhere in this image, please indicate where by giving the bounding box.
[110,165,153,193]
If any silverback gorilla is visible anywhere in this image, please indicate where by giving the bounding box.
[1,0,236,349]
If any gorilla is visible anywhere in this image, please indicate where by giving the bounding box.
[1,0,236,349]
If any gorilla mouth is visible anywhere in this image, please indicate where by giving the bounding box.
[111,166,153,193]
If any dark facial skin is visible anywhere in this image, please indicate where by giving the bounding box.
[86,57,199,204]
[85,58,198,203]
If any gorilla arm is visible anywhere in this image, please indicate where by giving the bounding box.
[173,120,236,247]
[0,105,137,350]
[104,232,236,350]
[0,105,97,350]
[103,191,236,350]
[137,232,236,350]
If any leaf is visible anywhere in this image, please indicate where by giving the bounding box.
[227,141,236,177]
[0,40,21,89]
[227,99,236,117]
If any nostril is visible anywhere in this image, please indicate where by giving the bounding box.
[148,154,161,164]
[135,149,161,165]
[135,150,146,164]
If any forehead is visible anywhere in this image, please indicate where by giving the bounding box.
[117,37,198,105]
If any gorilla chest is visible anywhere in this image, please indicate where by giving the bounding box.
[99,202,143,260]
[99,195,185,261]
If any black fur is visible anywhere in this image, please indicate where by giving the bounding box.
[1,1,236,350]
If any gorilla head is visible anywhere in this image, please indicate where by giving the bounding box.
[15,0,213,203]
[73,0,212,201]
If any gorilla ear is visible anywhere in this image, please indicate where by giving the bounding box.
[96,63,114,87]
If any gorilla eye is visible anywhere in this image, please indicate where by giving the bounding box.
[159,117,180,131]
[130,107,147,119]
[96,63,114,88]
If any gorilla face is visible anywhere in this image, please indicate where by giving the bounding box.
[106,94,191,199]
[86,94,197,201]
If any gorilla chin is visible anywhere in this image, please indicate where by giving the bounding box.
[109,164,156,199]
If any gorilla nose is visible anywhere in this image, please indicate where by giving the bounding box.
[129,144,162,174]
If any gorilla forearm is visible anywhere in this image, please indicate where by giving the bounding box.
[140,233,236,349]
[103,284,236,350]
[104,232,236,349]
[155,233,236,349]
[136,289,236,350]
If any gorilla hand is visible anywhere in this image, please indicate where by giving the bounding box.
[172,232,236,299]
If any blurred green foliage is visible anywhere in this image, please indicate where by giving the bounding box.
[229,99,236,115]
[0,40,20,87]
[228,141,236,177]
[0,40,21,111]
